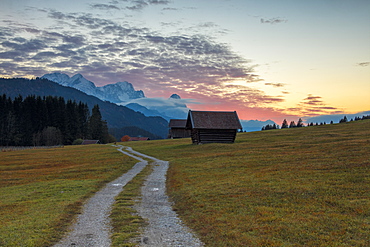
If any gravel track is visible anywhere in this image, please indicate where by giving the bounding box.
[54,145,203,247]
[135,159,204,246]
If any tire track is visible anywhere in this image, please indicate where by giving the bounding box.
[54,146,146,247]
[54,145,203,247]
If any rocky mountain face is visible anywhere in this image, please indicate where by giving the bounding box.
[41,73,144,104]
[42,73,190,121]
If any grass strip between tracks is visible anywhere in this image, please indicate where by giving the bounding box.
[111,163,152,246]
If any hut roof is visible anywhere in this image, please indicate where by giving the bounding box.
[129,137,150,141]
[186,110,242,130]
[169,119,187,128]
[81,140,100,145]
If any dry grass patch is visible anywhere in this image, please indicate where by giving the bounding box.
[124,120,370,246]
[0,145,137,247]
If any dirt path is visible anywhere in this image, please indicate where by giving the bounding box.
[135,159,204,246]
[54,146,203,247]
[126,147,204,246]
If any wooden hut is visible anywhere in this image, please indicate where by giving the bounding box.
[168,119,191,139]
[186,110,242,144]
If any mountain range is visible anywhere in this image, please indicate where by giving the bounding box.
[41,73,190,120]
[41,73,145,103]
[239,119,277,132]
[0,78,168,139]
[40,73,276,129]
[2,73,277,135]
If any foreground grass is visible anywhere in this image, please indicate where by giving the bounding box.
[124,120,370,246]
[0,144,137,247]
[111,164,152,246]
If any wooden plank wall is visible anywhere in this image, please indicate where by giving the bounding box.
[191,129,237,144]
[170,128,191,139]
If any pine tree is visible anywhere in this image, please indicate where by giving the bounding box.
[0,94,98,146]
[297,118,304,127]
[65,100,79,144]
[289,121,296,128]
[339,116,348,123]
[281,119,288,128]
[88,105,109,143]
[77,102,89,139]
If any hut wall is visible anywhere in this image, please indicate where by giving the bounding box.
[191,129,237,144]
[170,128,191,139]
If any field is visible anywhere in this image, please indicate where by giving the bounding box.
[0,145,138,246]
[124,120,370,246]
[1,120,369,246]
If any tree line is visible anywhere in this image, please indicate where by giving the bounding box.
[262,115,370,131]
[0,94,113,146]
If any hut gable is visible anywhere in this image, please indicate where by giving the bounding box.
[81,140,100,145]
[186,110,242,144]
[168,119,191,139]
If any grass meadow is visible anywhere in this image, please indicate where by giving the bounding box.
[1,120,369,246]
[0,144,138,246]
[124,120,370,246]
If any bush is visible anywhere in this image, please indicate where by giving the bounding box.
[72,139,83,145]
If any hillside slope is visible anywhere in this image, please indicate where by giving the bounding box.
[0,78,168,138]
[124,120,370,246]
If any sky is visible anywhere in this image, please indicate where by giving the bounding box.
[0,0,369,123]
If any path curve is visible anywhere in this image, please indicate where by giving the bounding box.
[120,146,204,246]
[54,145,203,247]
[54,146,146,247]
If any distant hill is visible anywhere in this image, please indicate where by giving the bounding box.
[0,78,168,139]
[240,119,277,132]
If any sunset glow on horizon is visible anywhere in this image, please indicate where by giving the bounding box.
[0,0,369,123]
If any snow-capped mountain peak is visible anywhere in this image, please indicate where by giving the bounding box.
[41,73,144,103]
[42,72,70,86]
[169,94,181,99]
[41,73,188,121]
[68,74,96,93]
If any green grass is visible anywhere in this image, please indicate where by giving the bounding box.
[111,164,152,246]
[0,145,138,247]
[1,120,369,246]
[123,120,370,246]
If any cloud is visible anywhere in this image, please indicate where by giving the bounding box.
[1,39,47,53]
[265,82,285,88]
[0,51,23,59]
[260,18,287,24]
[122,97,193,119]
[32,51,59,61]
[61,34,86,46]
[0,8,288,121]
[90,4,120,11]
[286,94,343,117]
[356,62,369,67]
[125,0,171,11]
[162,7,178,11]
